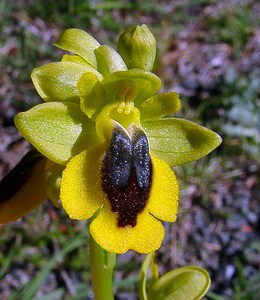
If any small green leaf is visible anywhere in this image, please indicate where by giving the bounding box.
[95,45,127,76]
[143,118,222,166]
[140,92,181,120]
[54,28,100,68]
[14,102,99,165]
[102,69,161,106]
[148,266,211,300]
[31,61,102,103]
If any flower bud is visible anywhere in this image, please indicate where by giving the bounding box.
[118,25,156,71]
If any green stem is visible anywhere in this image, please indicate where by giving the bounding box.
[89,234,116,300]
[139,252,159,300]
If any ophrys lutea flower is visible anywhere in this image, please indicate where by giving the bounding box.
[0,25,222,254]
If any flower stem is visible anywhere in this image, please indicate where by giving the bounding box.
[89,234,116,300]
[139,252,158,300]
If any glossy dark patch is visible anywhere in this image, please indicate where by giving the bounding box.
[105,126,132,188]
[0,149,43,204]
[132,130,151,190]
[102,126,152,227]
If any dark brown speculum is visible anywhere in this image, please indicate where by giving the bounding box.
[101,125,152,227]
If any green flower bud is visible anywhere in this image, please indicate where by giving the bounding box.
[118,24,156,71]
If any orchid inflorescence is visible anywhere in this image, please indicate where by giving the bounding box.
[0,24,221,299]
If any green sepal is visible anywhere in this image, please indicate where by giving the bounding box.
[54,28,100,68]
[78,72,107,119]
[139,92,181,120]
[143,118,222,166]
[102,69,161,106]
[148,266,211,300]
[95,45,127,76]
[14,102,99,165]
[31,61,102,103]
[118,24,156,71]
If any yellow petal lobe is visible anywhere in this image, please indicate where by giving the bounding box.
[60,145,106,220]
[90,205,165,254]
[148,153,179,222]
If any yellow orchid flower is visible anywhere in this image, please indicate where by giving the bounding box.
[60,116,179,254]
[0,25,222,255]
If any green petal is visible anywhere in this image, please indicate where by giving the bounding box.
[0,150,47,223]
[14,102,99,165]
[54,28,100,68]
[102,69,161,106]
[148,266,211,300]
[77,72,106,119]
[95,45,127,76]
[31,61,102,103]
[143,118,222,166]
[139,92,181,120]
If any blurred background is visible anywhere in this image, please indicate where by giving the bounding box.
[0,0,259,299]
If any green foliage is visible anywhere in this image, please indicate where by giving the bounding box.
[207,256,260,300]
[24,0,93,28]
[148,266,210,300]
[139,254,210,300]
[0,208,92,299]
[203,4,255,53]
[220,70,260,160]
[8,224,89,300]
[233,257,260,300]
[198,68,260,161]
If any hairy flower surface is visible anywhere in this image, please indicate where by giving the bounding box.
[0,25,222,254]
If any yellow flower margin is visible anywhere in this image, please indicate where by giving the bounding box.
[60,135,179,254]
